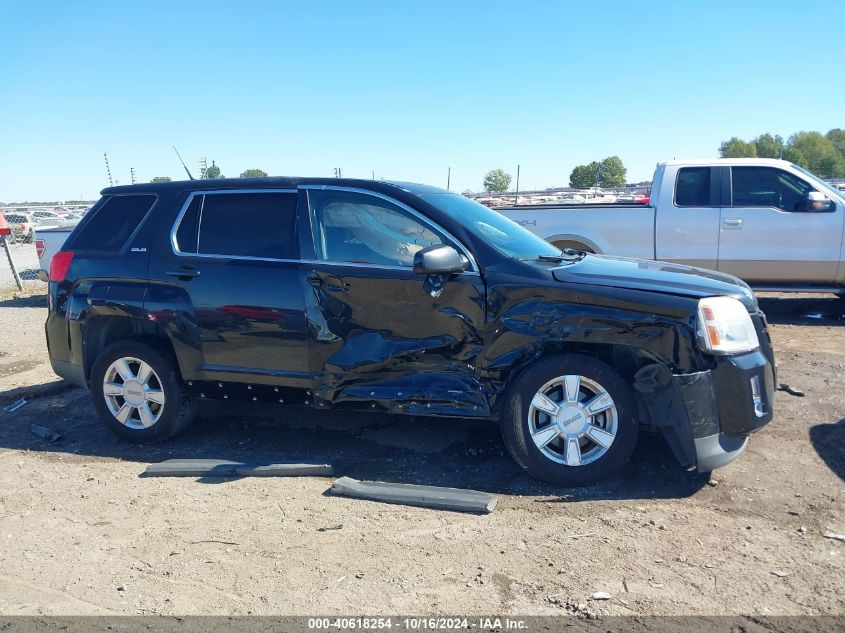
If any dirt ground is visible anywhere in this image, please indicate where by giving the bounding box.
[0,291,842,617]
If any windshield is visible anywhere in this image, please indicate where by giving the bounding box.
[420,193,562,259]
[791,164,845,204]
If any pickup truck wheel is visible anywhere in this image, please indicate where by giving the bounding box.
[501,354,638,486]
[90,340,197,443]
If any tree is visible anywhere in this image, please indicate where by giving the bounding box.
[598,156,626,187]
[786,131,844,177]
[569,162,599,188]
[240,168,268,178]
[483,169,512,192]
[205,161,222,179]
[719,137,757,158]
[782,146,808,169]
[826,128,845,157]
[818,153,845,178]
[752,133,784,159]
[150,176,172,183]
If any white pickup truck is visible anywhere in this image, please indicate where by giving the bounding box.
[34,225,78,277]
[501,158,845,294]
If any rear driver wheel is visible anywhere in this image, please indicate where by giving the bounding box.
[90,340,197,443]
[501,354,638,486]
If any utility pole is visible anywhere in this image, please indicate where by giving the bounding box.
[333,168,342,178]
[104,153,113,187]
[447,167,451,191]
[515,164,520,205]
[130,167,136,185]
[199,157,208,179]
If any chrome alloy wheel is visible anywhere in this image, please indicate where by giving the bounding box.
[527,374,618,466]
[102,357,166,430]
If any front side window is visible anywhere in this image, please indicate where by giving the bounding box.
[731,167,813,212]
[675,167,712,206]
[308,190,443,267]
[174,192,298,259]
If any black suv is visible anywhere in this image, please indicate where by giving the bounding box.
[45,178,775,485]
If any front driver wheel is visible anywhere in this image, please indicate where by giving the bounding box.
[501,353,638,486]
[90,340,197,443]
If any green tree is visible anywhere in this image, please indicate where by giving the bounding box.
[569,162,599,188]
[782,146,808,169]
[818,153,845,178]
[240,168,268,178]
[826,128,845,157]
[482,168,512,192]
[752,133,784,159]
[719,137,757,158]
[205,161,223,179]
[599,155,627,187]
[786,131,844,177]
[150,176,172,183]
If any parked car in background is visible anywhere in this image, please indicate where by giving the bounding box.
[44,177,775,485]
[32,209,69,226]
[501,158,845,296]
[2,211,36,243]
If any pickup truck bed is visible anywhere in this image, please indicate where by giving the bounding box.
[499,203,655,260]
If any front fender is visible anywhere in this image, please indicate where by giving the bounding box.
[482,278,704,395]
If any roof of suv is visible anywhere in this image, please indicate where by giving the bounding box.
[102,177,451,197]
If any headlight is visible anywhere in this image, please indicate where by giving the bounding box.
[696,296,759,354]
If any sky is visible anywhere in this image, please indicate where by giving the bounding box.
[1,0,843,202]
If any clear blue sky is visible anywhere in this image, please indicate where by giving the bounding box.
[1,0,843,201]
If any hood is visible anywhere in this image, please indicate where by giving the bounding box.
[551,254,758,311]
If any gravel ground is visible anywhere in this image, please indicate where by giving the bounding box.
[0,292,842,617]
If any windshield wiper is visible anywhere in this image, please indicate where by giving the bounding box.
[537,248,586,262]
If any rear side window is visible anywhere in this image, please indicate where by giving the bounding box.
[69,194,156,252]
[675,167,712,206]
[175,192,298,259]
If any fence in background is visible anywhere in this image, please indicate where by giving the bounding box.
[1,239,43,292]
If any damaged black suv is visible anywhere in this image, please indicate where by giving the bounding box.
[45,178,775,485]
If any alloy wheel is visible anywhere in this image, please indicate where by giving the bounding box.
[102,357,166,430]
[527,374,618,466]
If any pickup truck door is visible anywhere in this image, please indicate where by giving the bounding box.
[301,186,488,415]
[717,166,844,284]
[654,166,721,270]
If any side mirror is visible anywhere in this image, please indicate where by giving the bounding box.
[800,191,835,213]
[413,244,467,275]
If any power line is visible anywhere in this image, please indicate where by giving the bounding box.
[103,153,113,187]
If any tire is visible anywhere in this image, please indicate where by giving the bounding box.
[90,340,197,443]
[501,353,638,486]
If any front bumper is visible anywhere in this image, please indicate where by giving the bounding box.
[642,346,775,473]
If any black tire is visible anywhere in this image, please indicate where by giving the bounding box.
[501,353,638,486]
[90,340,197,443]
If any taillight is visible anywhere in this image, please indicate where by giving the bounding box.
[49,251,75,282]
[35,239,45,258]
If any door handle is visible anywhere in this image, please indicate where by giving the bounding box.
[166,267,200,279]
[723,218,743,228]
[308,275,348,292]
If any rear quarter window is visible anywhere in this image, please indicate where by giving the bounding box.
[68,194,156,252]
[675,167,712,206]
